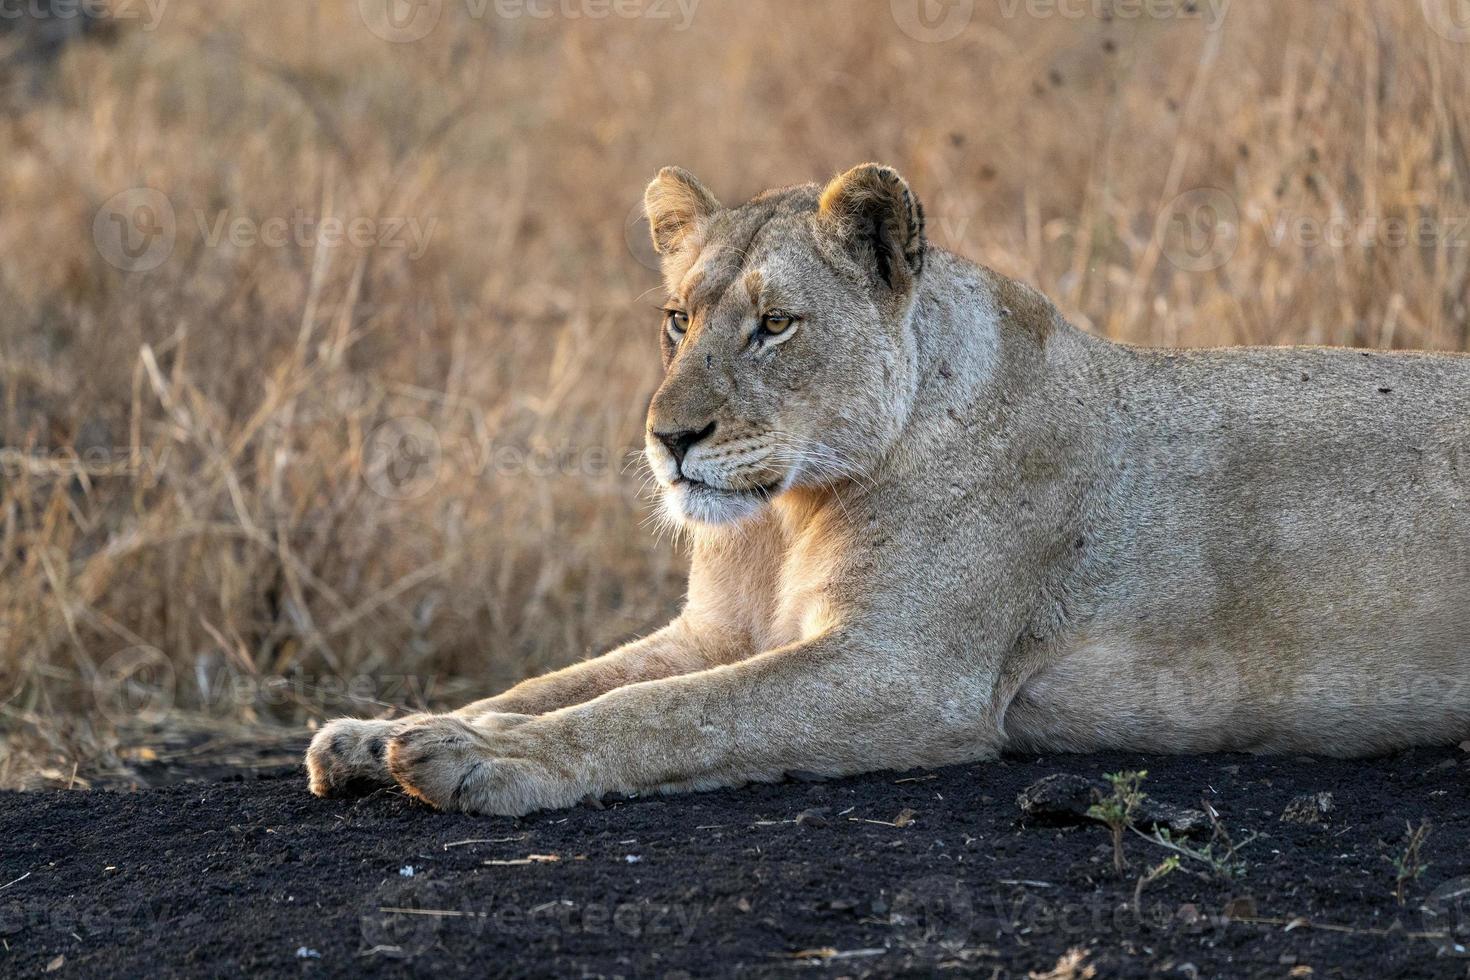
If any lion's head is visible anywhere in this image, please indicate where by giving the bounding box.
[641,163,928,526]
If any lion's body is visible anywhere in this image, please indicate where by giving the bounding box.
[901,253,1470,757]
[307,166,1470,815]
[1005,333,1470,758]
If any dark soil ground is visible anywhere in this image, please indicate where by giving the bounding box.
[3,746,1469,978]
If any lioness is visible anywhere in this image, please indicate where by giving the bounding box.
[307,164,1470,816]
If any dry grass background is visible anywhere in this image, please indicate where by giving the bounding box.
[2,0,1468,787]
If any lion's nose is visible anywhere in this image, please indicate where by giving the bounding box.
[654,421,716,468]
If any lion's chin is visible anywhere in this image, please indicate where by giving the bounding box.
[660,479,776,528]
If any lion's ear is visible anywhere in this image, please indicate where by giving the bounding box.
[818,163,926,294]
[644,166,722,255]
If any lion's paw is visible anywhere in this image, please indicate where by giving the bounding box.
[305,715,429,797]
[384,715,572,816]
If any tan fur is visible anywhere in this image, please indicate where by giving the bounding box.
[306,164,1470,816]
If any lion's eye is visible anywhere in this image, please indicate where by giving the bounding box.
[665,310,689,340]
[760,311,797,337]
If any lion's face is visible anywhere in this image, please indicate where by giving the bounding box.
[642,165,927,527]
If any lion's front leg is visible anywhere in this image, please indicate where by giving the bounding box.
[306,618,744,798]
[384,634,1002,816]
[451,616,744,719]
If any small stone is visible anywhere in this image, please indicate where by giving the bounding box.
[795,808,830,828]
[1016,773,1208,834]
[1280,792,1334,825]
[1016,774,1097,822]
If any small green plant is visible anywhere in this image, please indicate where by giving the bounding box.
[1133,855,1181,910]
[1087,770,1149,873]
[1387,819,1432,905]
[1137,801,1258,882]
